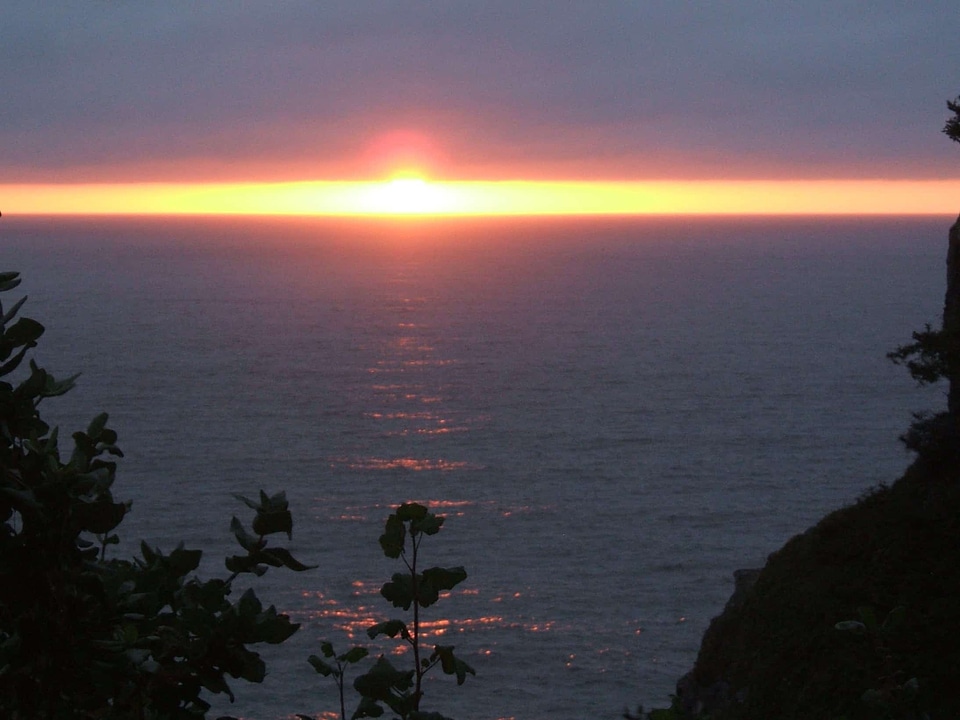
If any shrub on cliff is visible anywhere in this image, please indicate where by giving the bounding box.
[945,96,960,143]
[887,96,960,457]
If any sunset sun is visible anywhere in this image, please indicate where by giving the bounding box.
[349,175,461,214]
[379,177,435,212]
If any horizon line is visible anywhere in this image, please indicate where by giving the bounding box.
[3,179,960,216]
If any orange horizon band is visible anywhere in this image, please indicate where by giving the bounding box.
[2,179,960,216]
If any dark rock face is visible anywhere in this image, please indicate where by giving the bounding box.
[674,569,759,717]
[724,569,761,614]
[670,465,960,720]
[675,673,736,718]
[945,214,960,417]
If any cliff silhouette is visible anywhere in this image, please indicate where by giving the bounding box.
[672,218,960,719]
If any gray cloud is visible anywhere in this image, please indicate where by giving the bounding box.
[2,1,959,180]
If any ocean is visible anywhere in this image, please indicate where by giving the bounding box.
[0,214,948,719]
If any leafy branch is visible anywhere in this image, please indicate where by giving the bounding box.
[308,502,474,720]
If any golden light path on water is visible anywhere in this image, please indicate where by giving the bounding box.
[293,272,581,720]
[324,298,486,473]
[283,237,649,720]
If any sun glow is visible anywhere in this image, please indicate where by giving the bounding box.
[3,178,960,216]
[353,177,459,214]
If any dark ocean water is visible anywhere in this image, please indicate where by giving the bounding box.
[0,214,949,719]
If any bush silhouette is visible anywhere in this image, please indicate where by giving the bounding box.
[0,271,313,719]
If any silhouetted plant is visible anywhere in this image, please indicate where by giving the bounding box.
[309,502,474,720]
[944,96,960,144]
[886,325,959,456]
[0,270,314,719]
[305,641,370,720]
[888,96,960,457]
[887,323,956,387]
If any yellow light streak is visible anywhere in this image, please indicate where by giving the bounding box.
[2,179,960,216]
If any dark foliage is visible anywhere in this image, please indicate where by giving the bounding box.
[308,502,474,720]
[0,271,313,719]
[897,411,960,461]
[945,96,960,144]
[886,323,956,387]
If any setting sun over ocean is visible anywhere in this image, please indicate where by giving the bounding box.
[4,3,960,717]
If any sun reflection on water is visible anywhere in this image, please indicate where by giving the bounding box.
[298,267,587,711]
[298,553,561,650]
[348,271,482,472]
[317,498,554,524]
[298,585,555,643]
[328,456,476,471]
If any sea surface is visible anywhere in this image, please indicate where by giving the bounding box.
[0,214,949,719]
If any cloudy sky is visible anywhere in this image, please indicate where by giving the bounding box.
[3,1,960,184]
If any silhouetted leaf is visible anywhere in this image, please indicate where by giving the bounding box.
[367,620,409,640]
[261,547,316,572]
[411,512,444,536]
[4,317,44,348]
[86,412,107,439]
[417,566,467,607]
[1,294,27,326]
[351,696,385,719]
[252,505,293,538]
[379,513,405,558]
[252,604,300,644]
[380,573,415,610]
[308,654,336,677]
[168,545,203,577]
[225,554,268,576]
[238,588,263,618]
[233,493,261,511]
[353,655,414,705]
[73,500,126,534]
[395,502,428,523]
[41,370,78,398]
[236,648,267,683]
[230,516,261,553]
[0,346,30,376]
[0,271,22,292]
[341,646,369,664]
[431,645,475,685]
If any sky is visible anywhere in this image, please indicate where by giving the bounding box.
[3,2,960,214]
